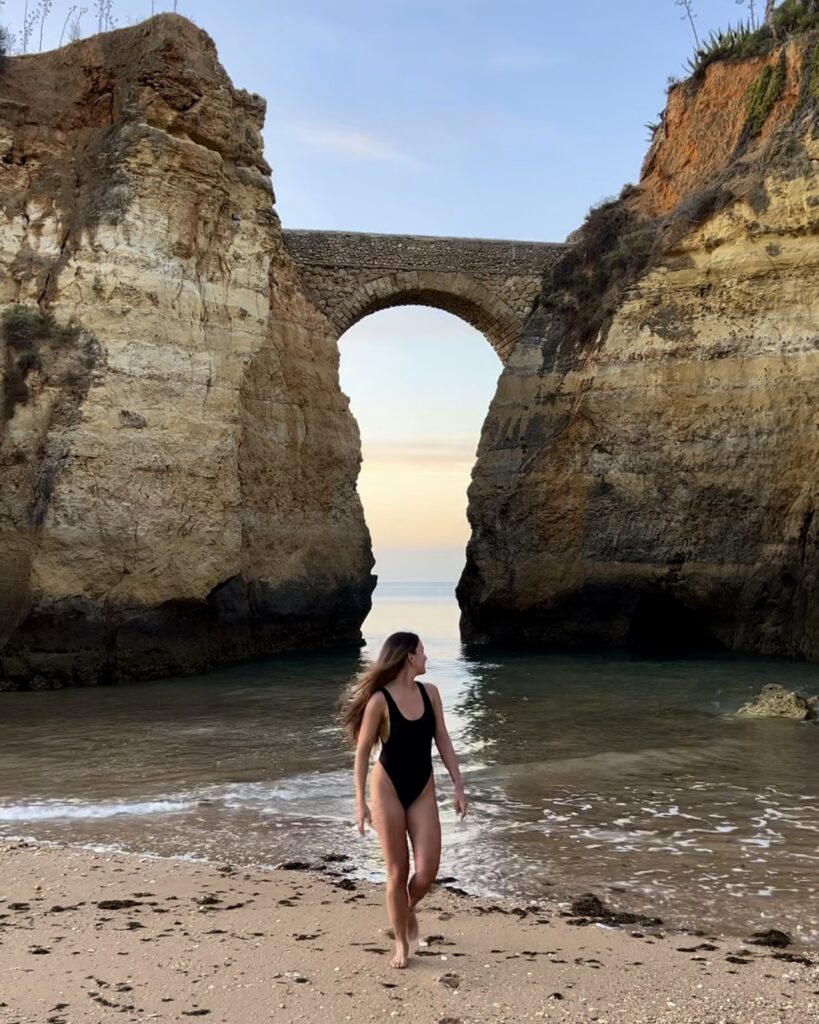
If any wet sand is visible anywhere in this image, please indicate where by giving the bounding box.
[1,840,816,1024]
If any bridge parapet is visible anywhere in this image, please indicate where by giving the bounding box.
[282,229,567,361]
[283,229,564,275]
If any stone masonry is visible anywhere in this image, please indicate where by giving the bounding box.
[282,230,567,361]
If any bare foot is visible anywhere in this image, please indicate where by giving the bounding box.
[390,939,409,969]
[407,907,419,949]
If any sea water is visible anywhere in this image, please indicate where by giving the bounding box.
[1,582,817,945]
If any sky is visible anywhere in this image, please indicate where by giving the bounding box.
[5,0,753,581]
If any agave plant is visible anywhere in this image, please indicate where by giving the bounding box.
[684,19,772,76]
[683,0,819,80]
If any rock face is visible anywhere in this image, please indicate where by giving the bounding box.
[459,38,819,658]
[0,16,374,688]
[737,683,817,720]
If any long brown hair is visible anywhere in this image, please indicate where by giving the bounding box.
[338,631,420,746]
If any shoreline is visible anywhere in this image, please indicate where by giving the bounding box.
[4,828,813,953]
[4,812,817,952]
[1,839,816,1024]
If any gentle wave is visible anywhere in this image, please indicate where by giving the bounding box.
[0,772,353,825]
[0,798,195,821]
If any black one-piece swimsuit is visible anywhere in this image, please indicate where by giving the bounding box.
[378,681,436,810]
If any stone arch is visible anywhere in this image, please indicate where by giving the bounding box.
[282,229,567,363]
[332,270,525,361]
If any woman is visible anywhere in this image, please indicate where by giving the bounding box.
[339,631,467,969]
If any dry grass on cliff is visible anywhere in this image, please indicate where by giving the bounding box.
[545,196,660,351]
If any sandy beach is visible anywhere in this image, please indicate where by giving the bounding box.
[1,840,816,1024]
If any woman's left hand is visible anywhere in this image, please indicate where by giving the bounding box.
[454,786,468,820]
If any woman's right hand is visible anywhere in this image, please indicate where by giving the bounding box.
[356,801,372,834]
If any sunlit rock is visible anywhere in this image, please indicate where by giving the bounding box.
[736,683,816,720]
[0,16,375,687]
[460,38,819,660]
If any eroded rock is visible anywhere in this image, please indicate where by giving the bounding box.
[737,684,816,720]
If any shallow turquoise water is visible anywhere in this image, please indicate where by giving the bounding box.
[1,582,817,945]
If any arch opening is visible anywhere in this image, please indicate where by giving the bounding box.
[338,305,501,586]
[337,274,523,362]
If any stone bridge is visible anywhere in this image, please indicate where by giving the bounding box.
[282,230,567,362]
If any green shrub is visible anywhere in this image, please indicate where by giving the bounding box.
[773,0,819,35]
[599,225,658,282]
[2,304,47,347]
[50,319,82,347]
[544,199,661,350]
[674,184,734,225]
[1,305,83,423]
[576,200,637,265]
[16,348,41,372]
[746,181,771,212]
[809,42,819,100]
[1,304,80,348]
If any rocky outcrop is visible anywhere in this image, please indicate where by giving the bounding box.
[737,683,817,719]
[460,36,819,658]
[0,16,374,688]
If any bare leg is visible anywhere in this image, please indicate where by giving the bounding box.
[406,903,419,949]
[406,776,441,947]
[371,763,411,968]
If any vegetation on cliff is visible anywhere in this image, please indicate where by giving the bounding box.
[3,0,117,55]
[745,51,787,132]
[547,6,819,357]
[809,38,819,96]
[543,183,746,356]
[680,0,819,76]
[1,304,85,423]
[544,196,660,353]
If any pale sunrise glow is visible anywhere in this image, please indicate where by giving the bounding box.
[357,441,476,548]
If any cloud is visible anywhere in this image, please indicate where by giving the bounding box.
[286,121,427,169]
[362,439,477,468]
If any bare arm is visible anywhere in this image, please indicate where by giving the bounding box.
[427,683,467,818]
[353,693,385,833]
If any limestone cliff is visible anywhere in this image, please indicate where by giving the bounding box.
[459,36,819,658]
[0,16,374,688]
